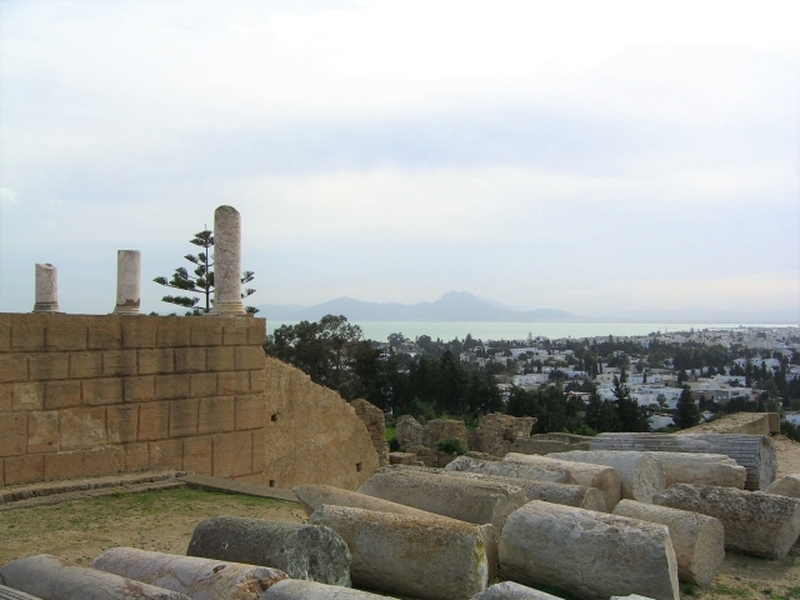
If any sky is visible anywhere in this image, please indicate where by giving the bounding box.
[1,0,799,320]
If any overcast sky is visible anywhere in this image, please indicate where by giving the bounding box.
[1,1,798,319]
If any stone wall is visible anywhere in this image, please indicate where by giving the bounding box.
[0,313,267,487]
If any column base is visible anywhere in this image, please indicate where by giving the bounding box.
[210,302,247,316]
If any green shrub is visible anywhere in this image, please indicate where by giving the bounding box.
[385,426,400,452]
[434,437,467,455]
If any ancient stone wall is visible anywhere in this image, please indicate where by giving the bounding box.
[0,313,267,487]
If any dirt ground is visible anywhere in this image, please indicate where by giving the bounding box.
[3,438,800,599]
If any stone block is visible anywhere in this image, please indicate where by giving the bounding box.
[0,411,27,456]
[183,435,213,475]
[137,348,174,375]
[0,317,10,352]
[222,322,249,346]
[4,454,45,485]
[122,442,149,472]
[169,398,199,437]
[83,446,122,477]
[0,555,192,600]
[190,321,223,346]
[45,325,87,351]
[149,438,183,471]
[10,323,45,351]
[499,501,679,600]
[190,373,218,398]
[43,380,81,409]
[88,321,123,350]
[653,483,800,559]
[155,374,190,400]
[767,473,800,497]
[249,369,266,393]
[138,402,170,441]
[389,452,418,465]
[121,318,157,348]
[235,395,265,430]
[218,372,249,395]
[206,347,235,371]
[155,318,192,347]
[102,349,138,376]
[123,376,155,402]
[68,351,103,378]
[247,319,266,345]
[59,406,107,449]
[235,346,265,371]
[0,384,10,412]
[213,431,252,478]
[198,397,235,434]
[0,354,28,384]
[187,516,351,586]
[474,581,564,600]
[44,451,84,481]
[27,410,59,453]
[11,382,44,410]
[447,455,576,484]
[108,405,139,443]
[82,378,124,406]
[174,347,207,373]
[91,548,288,600]
[28,353,69,381]
[311,505,489,600]
[252,430,265,473]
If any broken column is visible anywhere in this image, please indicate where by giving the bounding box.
[0,554,191,600]
[112,250,141,314]
[612,499,725,587]
[210,205,246,315]
[310,504,489,600]
[90,547,288,600]
[32,264,60,313]
[445,455,577,484]
[548,450,667,503]
[499,501,679,600]
[186,516,351,586]
[503,452,622,510]
[653,484,800,559]
[262,580,391,600]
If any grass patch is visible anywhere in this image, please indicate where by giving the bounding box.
[711,582,751,597]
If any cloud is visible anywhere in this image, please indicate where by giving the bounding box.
[0,188,19,206]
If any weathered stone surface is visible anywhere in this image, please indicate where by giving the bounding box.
[472,581,563,600]
[388,451,418,465]
[311,504,489,600]
[262,579,391,600]
[263,356,379,490]
[653,484,800,559]
[294,483,499,582]
[612,499,725,586]
[651,452,746,489]
[0,584,42,600]
[510,433,592,455]
[767,473,800,498]
[591,432,776,490]
[471,413,537,457]
[446,455,577,484]
[503,452,622,510]
[210,205,245,315]
[395,415,424,451]
[113,250,141,315]
[549,450,667,503]
[0,555,191,600]
[425,418,470,448]
[358,464,528,535]
[91,547,288,600]
[439,467,606,512]
[351,399,389,466]
[186,516,351,586]
[499,501,679,600]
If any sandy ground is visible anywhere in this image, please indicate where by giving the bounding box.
[3,437,800,599]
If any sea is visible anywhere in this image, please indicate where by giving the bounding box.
[264,321,796,343]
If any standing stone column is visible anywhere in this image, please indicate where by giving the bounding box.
[32,263,60,313]
[113,250,141,314]
[211,205,246,315]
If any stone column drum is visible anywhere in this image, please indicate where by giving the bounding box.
[211,205,246,315]
[32,263,60,313]
[113,250,141,314]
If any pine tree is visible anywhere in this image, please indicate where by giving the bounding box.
[674,385,702,429]
[613,376,650,432]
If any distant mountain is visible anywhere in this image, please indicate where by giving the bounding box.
[256,291,586,323]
